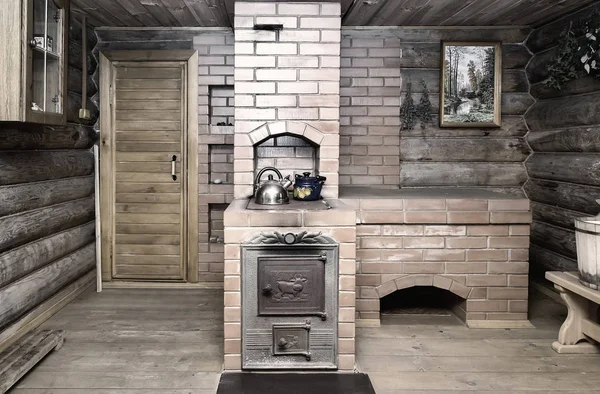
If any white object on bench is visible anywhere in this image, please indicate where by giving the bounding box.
[0,330,64,392]
[546,271,600,354]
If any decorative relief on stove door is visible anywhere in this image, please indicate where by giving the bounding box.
[271,272,309,301]
[258,257,326,318]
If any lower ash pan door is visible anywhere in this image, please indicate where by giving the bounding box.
[273,322,311,360]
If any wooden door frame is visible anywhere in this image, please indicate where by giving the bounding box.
[99,50,198,283]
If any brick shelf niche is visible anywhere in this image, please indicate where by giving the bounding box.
[339,187,532,328]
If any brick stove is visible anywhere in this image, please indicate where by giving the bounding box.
[223,1,356,371]
[222,0,532,372]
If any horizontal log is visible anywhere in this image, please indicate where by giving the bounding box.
[0,197,95,253]
[67,92,99,126]
[530,74,600,99]
[397,43,530,69]
[0,222,95,288]
[531,220,576,259]
[69,17,98,48]
[341,28,531,44]
[526,3,600,53]
[527,126,600,153]
[525,47,555,84]
[400,138,530,162]
[401,69,528,94]
[527,152,600,187]
[0,123,95,150]
[402,116,528,138]
[502,45,532,69]
[0,151,94,186]
[524,178,600,215]
[401,69,440,93]
[67,66,98,97]
[397,92,532,116]
[502,70,528,93]
[397,43,440,68]
[94,40,193,52]
[531,201,583,230]
[525,91,600,131]
[529,244,577,277]
[400,163,527,187]
[501,93,535,116]
[0,243,95,330]
[0,176,94,217]
[68,40,98,74]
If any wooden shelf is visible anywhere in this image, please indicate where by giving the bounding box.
[32,45,60,59]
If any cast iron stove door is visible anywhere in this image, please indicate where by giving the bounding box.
[258,255,326,319]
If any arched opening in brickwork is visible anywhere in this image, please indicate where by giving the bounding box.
[375,275,473,323]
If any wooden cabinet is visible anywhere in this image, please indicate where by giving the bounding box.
[0,0,68,125]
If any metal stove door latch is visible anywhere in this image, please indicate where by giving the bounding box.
[262,284,273,295]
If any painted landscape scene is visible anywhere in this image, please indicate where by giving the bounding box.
[442,44,499,125]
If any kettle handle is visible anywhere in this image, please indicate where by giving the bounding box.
[255,167,283,189]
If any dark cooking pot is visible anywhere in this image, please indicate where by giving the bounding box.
[293,172,326,201]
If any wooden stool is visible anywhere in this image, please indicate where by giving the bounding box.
[0,330,64,392]
[546,272,600,354]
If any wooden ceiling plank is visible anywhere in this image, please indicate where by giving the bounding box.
[400,0,435,26]
[355,0,391,26]
[441,0,497,26]
[180,0,206,25]
[71,0,121,26]
[96,0,146,27]
[139,0,180,27]
[341,1,371,26]
[426,0,482,25]
[383,0,430,26]
[116,0,162,26]
[502,0,559,25]
[70,4,105,28]
[515,0,594,27]
[340,0,355,16]
[202,0,232,27]
[427,0,480,26]
[158,0,201,27]
[476,0,527,25]
[370,0,412,26]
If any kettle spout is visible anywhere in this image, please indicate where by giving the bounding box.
[281,175,293,189]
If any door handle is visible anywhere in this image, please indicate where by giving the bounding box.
[171,155,177,181]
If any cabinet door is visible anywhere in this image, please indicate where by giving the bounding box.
[25,0,67,125]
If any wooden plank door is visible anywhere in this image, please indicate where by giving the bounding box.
[111,61,187,281]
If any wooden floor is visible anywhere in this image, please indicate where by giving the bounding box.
[9,288,600,393]
[10,288,224,393]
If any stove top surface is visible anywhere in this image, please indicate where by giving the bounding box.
[246,198,331,211]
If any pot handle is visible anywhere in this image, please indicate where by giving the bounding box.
[318,175,327,184]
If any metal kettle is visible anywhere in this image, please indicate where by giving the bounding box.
[254,167,293,205]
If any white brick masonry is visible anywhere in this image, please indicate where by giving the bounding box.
[234,1,341,199]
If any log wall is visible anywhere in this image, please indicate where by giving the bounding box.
[0,12,98,333]
[340,28,534,193]
[524,2,600,276]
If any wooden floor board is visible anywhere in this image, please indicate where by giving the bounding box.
[13,287,600,393]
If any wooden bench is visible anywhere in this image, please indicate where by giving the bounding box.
[0,330,64,392]
[546,272,600,354]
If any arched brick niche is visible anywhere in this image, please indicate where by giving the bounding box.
[358,274,475,325]
[233,121,339,199]
[375,274,473,299]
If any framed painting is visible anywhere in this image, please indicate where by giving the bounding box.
[440,42,502,128]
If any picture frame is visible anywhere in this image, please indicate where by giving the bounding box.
[440,41,502,128]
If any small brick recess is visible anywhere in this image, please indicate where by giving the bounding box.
[233,1,341,199]
[195,32,235,282]
[339,195,532,325]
